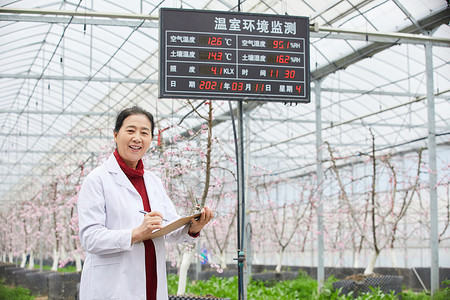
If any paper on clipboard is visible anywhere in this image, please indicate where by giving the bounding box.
[149,212,202,239]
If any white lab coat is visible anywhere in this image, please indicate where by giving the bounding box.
[78,153,197,300]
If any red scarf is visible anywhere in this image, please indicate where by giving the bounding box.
[114,149,157,300]
[113,148,144,177]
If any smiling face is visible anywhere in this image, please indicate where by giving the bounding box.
[113,114,153,169]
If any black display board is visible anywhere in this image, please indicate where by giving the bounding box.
[159,8,310,103]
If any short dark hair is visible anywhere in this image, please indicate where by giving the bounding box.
[114,106,155,138]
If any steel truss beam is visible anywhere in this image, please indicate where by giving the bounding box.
[311,8,450,81]
[0,73,157,84]
[0,5,449,202]
[0,7,448,46]
[0,14,157,28]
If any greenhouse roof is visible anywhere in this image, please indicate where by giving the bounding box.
[0,0,449,203]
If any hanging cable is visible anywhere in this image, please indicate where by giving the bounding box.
[228,100,240,250]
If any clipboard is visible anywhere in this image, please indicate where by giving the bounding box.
[149,212,202,239]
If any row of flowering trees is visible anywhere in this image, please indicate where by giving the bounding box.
[0,163,86,271]
[1,102,449,293]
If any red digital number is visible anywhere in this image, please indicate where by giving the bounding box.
[269,69,279,77]
[276,55,290,64]
[231,82,243,91]
[208,37,222,46]
[271,40,290,49]
[208,52,223,61]
[255,83,264,92]
[295,85,302,93]
[284,70,295,79]
[199,81,217,90]
[210,67,223,75]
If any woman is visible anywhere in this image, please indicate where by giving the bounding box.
[78,106,213,300]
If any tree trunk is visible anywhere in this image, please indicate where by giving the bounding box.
[27,250,35,270]
[51,247,60,271]
[8,252,13,263]
[20,252,27,268]
[390,248,398,268]
[275,248,284,273]
[75,254,82,272]
[177,246,195,295]
[217,251,227,270]
[353,251,360,268]
[364,250,379,275]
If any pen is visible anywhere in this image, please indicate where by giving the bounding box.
[139,210,168,222]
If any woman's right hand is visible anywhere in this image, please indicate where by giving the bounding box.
[131,211,164,244]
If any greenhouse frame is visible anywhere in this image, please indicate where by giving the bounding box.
[0,0,449,298]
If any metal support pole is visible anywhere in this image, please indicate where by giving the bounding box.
[425,41,439,296]
[315,80,325,292]
[233,100,246,300]
[243,112,251,299]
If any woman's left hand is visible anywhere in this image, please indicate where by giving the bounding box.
[188,206,214,236]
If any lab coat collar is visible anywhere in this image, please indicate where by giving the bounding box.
[105,153,164,213]
[105,153,138,195]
